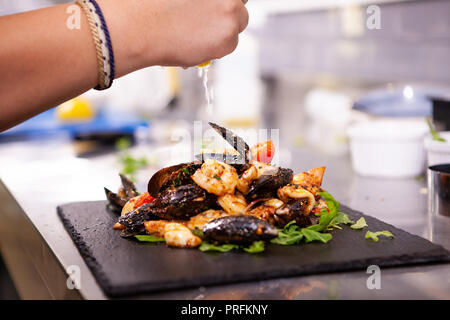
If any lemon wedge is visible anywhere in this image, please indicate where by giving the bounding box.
[196,60,212,68]
[56,97,95,122]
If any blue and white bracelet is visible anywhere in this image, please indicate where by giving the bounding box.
[77,0,115,90]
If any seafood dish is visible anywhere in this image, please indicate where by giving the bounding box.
[105,122,342,253]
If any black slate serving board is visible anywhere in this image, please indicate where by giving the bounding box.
[57,201,450,298]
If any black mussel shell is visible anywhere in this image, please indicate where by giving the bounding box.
[208,122,250,163]
[104,187,127,213]
[147,162,201,197]
[246,167,293,199]
[119,173,138,199]
[150,184,217,220]
[203,215,278,245]
[275,199,319,227]
[118,203,155,237]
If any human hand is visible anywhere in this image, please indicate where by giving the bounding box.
[102,0,249,70]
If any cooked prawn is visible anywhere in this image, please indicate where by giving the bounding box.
[236,161,273,194]
[186,209,229,231]
[144,220,170,238]
[277,184,316,213]
[121,196,139,215]
[217,193,247,214]
[164,222,202,248]
[191,159,238,196]
[292,167,326,186]
[247,198,284,225]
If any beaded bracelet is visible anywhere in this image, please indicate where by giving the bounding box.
[76,0,115,90]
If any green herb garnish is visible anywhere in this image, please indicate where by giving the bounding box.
[365,230,394,242]
[192,229,204,238]
[351,217,368,230]
[243,241,265,253]
[199,242,240,252]
[134,235,165,243]
[305,191,340,232]
[115,137,132,151]
[213,175,221,180]
[301,229,332,243]
[426,117,446,142]
[328,212,354,230]
[172,173,182,186]
[271,221,304,245]
[119,154,148,180]
[199,240,265,253]
[181,167,190,175]
[271,191,352,245]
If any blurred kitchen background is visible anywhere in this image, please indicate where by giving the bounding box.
[1,0,450,299]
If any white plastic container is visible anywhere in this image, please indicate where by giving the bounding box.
[347,120,428,178]
[424,132,450,166]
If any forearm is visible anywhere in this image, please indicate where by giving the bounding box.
[0,1,144,131]
[0,0,248,132]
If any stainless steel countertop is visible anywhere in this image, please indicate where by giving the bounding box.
[0,135,449,299]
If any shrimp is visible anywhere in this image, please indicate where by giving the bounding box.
[121,196,139,215]
[236,161,272,194]
[186,209,229,231]
[292,166,325,192]
[164,222,202,248]
[277,184,316,214]
[247,198,284,225]
[191,159,238,196]
[217,193,247,214]
[144,220,170,238]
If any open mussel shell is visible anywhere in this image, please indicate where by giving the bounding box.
[147,162,201,196]
[150,184,217,220]
[203,215,278,245]
[274,199,319,227]
[104,187,127,213]
[208,122,250,163]
[119,173,138,199]
[246,167,293,199]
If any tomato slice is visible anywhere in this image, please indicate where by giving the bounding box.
[251,140,275,164]
[133,192,155,209]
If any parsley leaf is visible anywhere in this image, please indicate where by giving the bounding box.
[351,217,368,230]
[192,229,204,238]
[199,242,240,252]
[301,229,332,243]
[427,117,446,142]
[365,230,394,242]
[243,241,265,253]
[271,221,304,245]
[306,191,340,232]
[134,235,165,243]
[328,212,354,230]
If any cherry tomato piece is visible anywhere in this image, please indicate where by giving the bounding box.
[251,140,275,164]
[133,192,155,209]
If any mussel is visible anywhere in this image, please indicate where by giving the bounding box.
[246,197,318,228]
[274,199,320,227]
[246,167,293,199]
[119,173,138,199]
[203,215,278,245]
[208,122,251,163]
[147,162,201,196]
[105,174,139,213]
[150,184,217,220]
[118,184,217,237]
[118,203,153,237]
[104,187,127,213]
